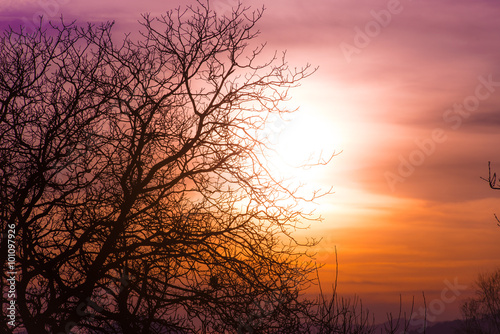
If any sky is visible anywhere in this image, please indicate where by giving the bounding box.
[2,0,500,324]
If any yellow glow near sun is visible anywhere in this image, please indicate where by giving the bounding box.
[266,108,341,184]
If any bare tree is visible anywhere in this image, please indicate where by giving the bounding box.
[455,163,500,333]
[461,269,500,334]
[481,161,500,226]
[0,1,342,333]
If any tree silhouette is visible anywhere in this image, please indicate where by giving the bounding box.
[460,163,500,333]
[461,269,500,334]
[482,161,500,226]
[0,2,340,333]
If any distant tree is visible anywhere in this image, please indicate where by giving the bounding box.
[461,269,500,334]
[460,162,500,333]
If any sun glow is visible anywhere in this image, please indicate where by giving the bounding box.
[265,108,341,185]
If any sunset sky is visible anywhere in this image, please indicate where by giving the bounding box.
[3,0,500,323]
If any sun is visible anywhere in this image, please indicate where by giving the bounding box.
[265,108,341,185]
